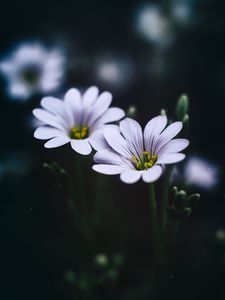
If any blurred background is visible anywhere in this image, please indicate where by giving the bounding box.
[0,0,225,299]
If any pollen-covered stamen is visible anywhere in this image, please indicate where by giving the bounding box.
[69,126,89,139]
[132,151,157,170]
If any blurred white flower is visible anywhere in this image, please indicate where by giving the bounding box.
[171,0,194,25]
[184,157,219,189]
[135,4,173,47]
[93,116,189,184]
[0,42,66,100]
[94,55,134,91]
[33,86,125,155]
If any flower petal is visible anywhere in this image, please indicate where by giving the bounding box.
[104,128,132,159]
[154,122,183,153]
[32,108,66,130]
[44,136,70,148]
[71,139,92,155]
[120,169,142,184]
[34,126,65,140]
[156,138,189,156]
[93,107,125,129]
[87,91,112,125]
[142,165,163,183]
[64,88,82,125]
[92,164,125,175]
[89,125,120,151]
[157,153,185,164]
[82,86,99,107]
[94,148,130,166]
[120,118,143,157]
[144,115,167,153]
[41,97,64,115]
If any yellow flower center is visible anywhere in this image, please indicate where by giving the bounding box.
[132,151,157,170]
[69,126,89,139]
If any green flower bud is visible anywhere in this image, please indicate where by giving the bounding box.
[187,193,200,208]
[94,254,109,268]
[112,254,124,267]
[64,270,77,285]
[215,229,225,244]
[107,268,119,280]
[175,94,189,121]
[160,108,167,116]
[183,207,192,219]
[126,105,137,118]
[175,190,187,209]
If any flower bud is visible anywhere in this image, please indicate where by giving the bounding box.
[160,108,167,116]
[126,105,137,118]
[187,193,200,208]
[176,94,189,121]
[94,254,109,268]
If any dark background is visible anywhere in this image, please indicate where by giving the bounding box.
[0,0,225,299]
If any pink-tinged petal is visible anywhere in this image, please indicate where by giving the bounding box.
[92,164,126,175]
[82,86,99,107]
[70,139,92,155]
[156,138,189,156]
[144,115,167,153]
[44,136,70,148]
[93,107,125,129]
[104,128,132,159]
[142,165,162,183]
[87,91,112,125]
[120,118,143,157]
[64,88,82,125]
[154,122,183,153]
[32,109,66,130]
[120,169,142,184]
[157,153,185,164]
[34,126,65,140]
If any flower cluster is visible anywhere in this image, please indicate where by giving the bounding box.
[33,86,189,183]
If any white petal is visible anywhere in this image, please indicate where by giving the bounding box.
[93,107,125,128]
[144,115,167,153]
[92,164,125,175]
[156,138,189,156]
[154,122,183,153]
[120,169,142,184]
[88,91,112,125]
[41,97,64,115]
[120,118,143,157]
[64,88,82,125]
[8,81,31,99]
[32,108,66,130]
[82,86,99,107]
[157,153,185,164]
[70,139,92,155]
[142,165,163,183]
[44,136,70,148]
[94,149,130,166]
[89,129,109,151]
[0,61,16,75]
[104,128,132,159]
[34,126,65,140]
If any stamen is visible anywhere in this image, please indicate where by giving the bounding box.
[132,151,157,170]
[70,126,89,139]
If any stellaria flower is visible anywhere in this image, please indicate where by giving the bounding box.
[33,86,125,155]
[0,42,65,100]
[92,116,189,183]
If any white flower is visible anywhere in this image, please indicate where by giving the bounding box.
[33,86,125,155]
[0,43,65,100]
[135,4,173,47]
[184,156,219,190]
[92,116,189,184]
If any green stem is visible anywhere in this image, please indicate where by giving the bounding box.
[93,174,104,229]
[161,166,172,232]
[149,183,160,260]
